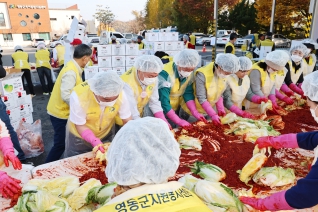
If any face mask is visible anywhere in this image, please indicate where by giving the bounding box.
[179,70,192,78]
[310,105,318,123]
[99,99,117,107]
[267,68,274,74]
[291,55,303,63]
[141,77,157,85]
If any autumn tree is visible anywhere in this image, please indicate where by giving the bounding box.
[94,5,115,33]
[131,10,146,33]
[144,0,160,28]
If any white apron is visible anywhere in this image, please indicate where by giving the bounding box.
[228,74,250,109]
[289,60,305,84]
[275,68,288,90]
[303,54,317,77]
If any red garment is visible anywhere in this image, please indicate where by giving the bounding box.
[70,38,82,46]
[184,41,195,49]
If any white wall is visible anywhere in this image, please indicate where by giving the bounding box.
[311,0,318,42]
[49,9,81,39]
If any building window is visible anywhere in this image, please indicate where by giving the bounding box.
[20,20,27,27]
[38,22,41,25]
[34,13,40,19]
[3,33,13,41]
[18,13,22,17]
[0,13,5,27]
[26,15,29,18]
[39,32,50,40]
[71,15,74,19]
[50,18,57,21]
[22,33,31,41]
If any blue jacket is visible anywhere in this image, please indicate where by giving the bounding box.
[285,131,318,209]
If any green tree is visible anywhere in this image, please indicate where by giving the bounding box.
[94,5,115,33]
[218,10,231,30]
[144,0,160,28]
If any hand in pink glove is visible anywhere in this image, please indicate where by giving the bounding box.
[201,101,221,126]
[241,111,255,119]
[282,96,294,105]
[230,105,255,119]
[186,100,207,123]
[0,137,22,170]
[297,83,302,89]
[255,134,298,149]
[240,191,293,211]
[154,111,172,130]
[0,171,21,199]
[289,83,304,96]
[216,97,226,117]
[280,84,294,97]
[80,129,105,153]
[251,95,268,104]
[166,109,191,127]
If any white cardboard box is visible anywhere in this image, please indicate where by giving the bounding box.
[158,32,170,42]
[11,120,19,130]
[112,56,126,67]
[21,115,33,124]
[111,44,126,56]
[165,42,177,51]
[153,42,165,52]
[113,67,126,76]
[143,41,154,51]
[99,67,114,72]
[1,93,17,109]
[98,57,112,68]
[19,104,32,118]
[97,45,112,56]
[175,41,184,51]
[169,32,179,41]
[0,73,24,95]
[84,66,99,80]
[15,92,33,112]
[138,50,149,56]
[145,33,159,42]
[6,107,21,123]
[125,56,138,67]
[126,66,133,71]
[125,44,139,56]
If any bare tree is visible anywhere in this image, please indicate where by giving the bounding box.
[94,5,115,33]
[131,10,146,33]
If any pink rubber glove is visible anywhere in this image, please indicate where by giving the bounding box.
[275,89,294,105]
[255,134,298,149]
[280,84,294,97]
[166,109,191,127]
[154,111,172,130]
[0,137,22,170]
[215,97,226,117]
[230,105,255,119]
[0,171,21,199]
[268,94,278,108]
[240,191,293,211]
[186,100,207,123]
[251,95,268,104]
[298,83,302,89]
[242,111,255,119]
[201,101,221,126]
[289,83,304,96]
[80,129,105,153]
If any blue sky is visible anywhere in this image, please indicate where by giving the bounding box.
[48,0,147,21]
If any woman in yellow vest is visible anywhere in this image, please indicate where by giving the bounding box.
[245,50,290,114]
[118,55,170,127]
[46,44,92,163]
[11,45,35,96]
[183,35,195,49]
[180,53,238,125]
[137,36,145,50]
[280,44,308,98]
[158,49,202,127]
[302,39,318,76]
[274,67,294,105]
[35,42,54,95]
[64,71,132,158]
[96,117,211,212]
[223,56,268,119]
[52,42,65,72]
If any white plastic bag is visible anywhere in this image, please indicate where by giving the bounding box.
[16,119,44,158]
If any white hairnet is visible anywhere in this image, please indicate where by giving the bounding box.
[120,38,127,44]
[37,42,46,50]
[302,38,318,49]
[265,50,290,70]
[87,70,124,97]
[134,55,163,73]
[183,35,189,41]
[173,49,200,68]
[215,53,240,74]
[302,71,318,101]
[106,117,180,185]
[239,56,252,71]
[14,45,23,52]
[111,35,116,40]
[289,44,307,55]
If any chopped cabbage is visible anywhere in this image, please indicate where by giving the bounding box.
[190,161,226,182]
[177,135,202,151]
[221,113,237,124]
[238,153,268,184]
[253,166,296,188]
[86,182,117,205]
[260,101,273,114]
[178,174,200,192]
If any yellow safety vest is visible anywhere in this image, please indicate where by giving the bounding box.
[303,55,316,77]
[47,60,83,119]
[12,51,30,69]
[164,62,194,111]
[260,39,274,47]
[138,42,145,50]
[55,45,65,66]
[96,186,210,212]
[190,34,196,46]
[288,60,304,84]
[252,34,261,48]
[225,42,235,54]
[115,67,155,126]
[228,74,250,109]
[35,49,51,69]
[275,68,287,90]
[69,82,122,138]
[180,62,227,115]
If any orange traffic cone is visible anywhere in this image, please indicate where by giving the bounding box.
[202,44,206,52]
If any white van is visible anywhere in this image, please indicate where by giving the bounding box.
[217,30,232,38]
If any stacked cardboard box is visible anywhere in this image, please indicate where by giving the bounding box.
[0,72,34,130]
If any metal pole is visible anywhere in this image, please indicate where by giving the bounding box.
[212,0,218,61]
[269,0,276,32]
[310,0,317,37]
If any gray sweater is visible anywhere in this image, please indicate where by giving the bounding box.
[249,69,275,96]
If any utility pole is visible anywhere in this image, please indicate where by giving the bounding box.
[269,0,276,32]
[309,0,317,39]
[212,0,218,61]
